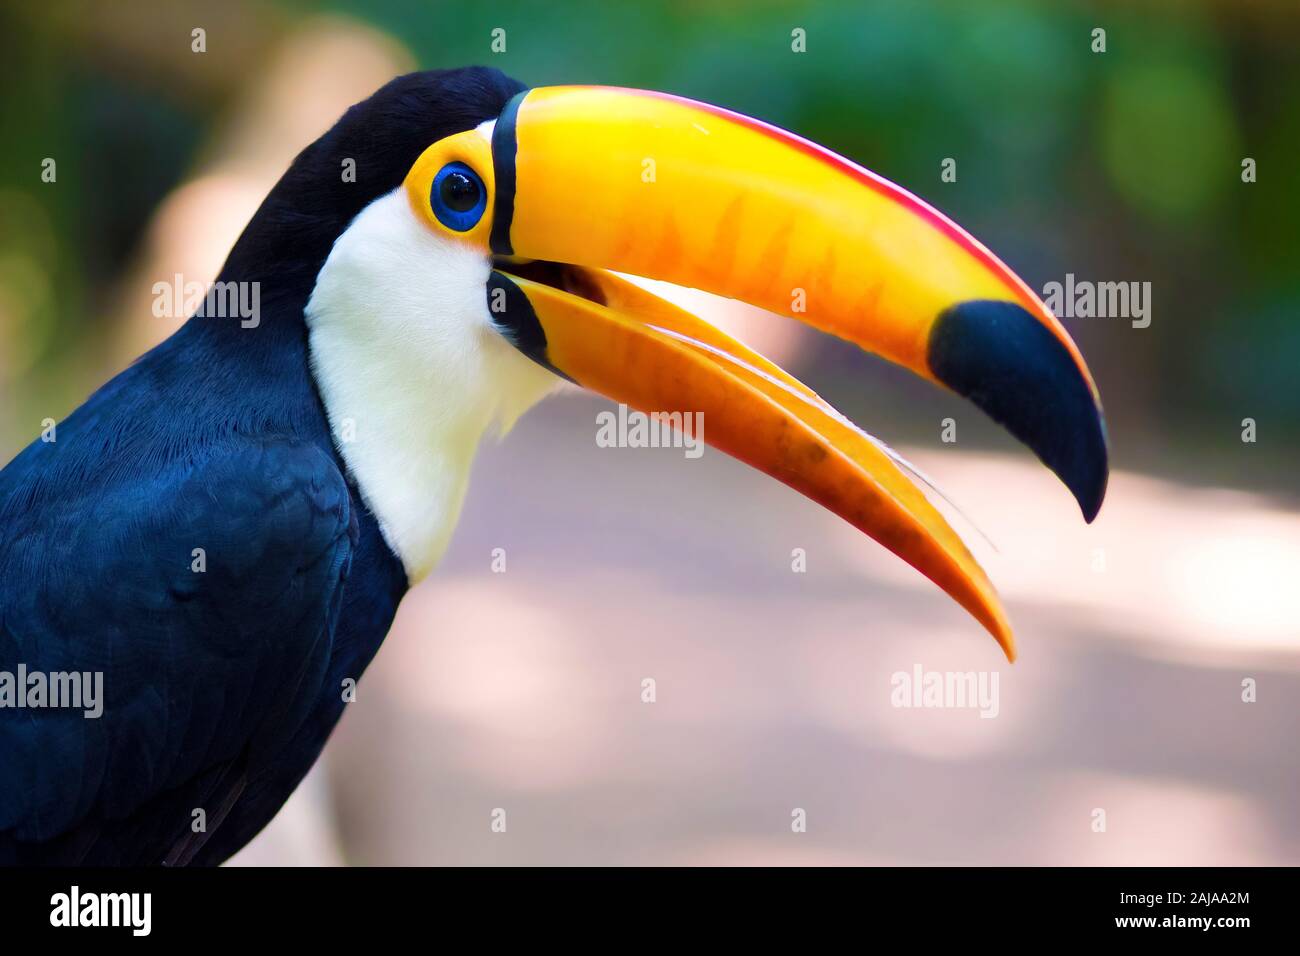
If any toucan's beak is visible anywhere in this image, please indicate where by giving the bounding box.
[486,86,1109,659]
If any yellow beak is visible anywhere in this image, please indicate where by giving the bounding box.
[485,85,1110,659]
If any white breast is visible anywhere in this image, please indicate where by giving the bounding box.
[304,189,559,581]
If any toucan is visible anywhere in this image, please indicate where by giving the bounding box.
[0,67,1106,865]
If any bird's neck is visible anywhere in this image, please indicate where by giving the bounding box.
[303,190,556,581]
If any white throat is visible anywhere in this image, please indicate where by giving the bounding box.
[304,189,558,581]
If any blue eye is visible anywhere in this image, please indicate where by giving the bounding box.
[430,162,487,231]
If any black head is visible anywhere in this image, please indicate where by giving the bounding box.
[216,67,526,309]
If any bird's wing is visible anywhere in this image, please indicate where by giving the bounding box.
[0,437,356,858]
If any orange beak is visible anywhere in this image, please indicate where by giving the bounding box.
[481,86,1110,660]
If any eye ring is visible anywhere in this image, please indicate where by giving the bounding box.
[430,162,487,232]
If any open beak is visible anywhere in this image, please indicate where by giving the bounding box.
[486,86,1109,660]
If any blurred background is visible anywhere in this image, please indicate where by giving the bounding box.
[0,0,1296,865]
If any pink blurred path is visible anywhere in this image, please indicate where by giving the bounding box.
[233,396,1300,866]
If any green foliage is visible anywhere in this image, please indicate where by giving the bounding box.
[1,0,1297,483]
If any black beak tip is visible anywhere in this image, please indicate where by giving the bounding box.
[928,300,1109,523]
